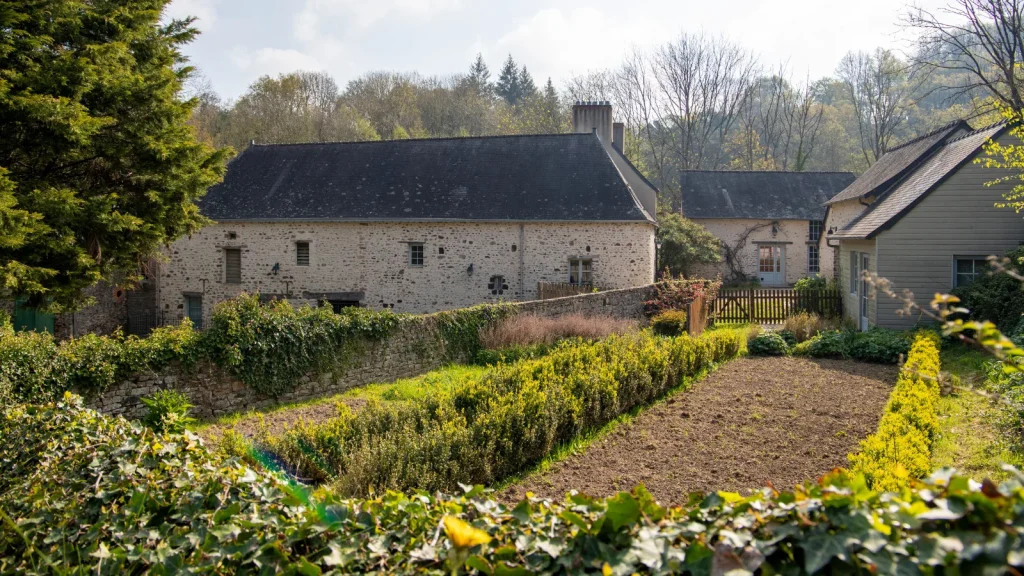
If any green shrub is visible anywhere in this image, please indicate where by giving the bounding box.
[848,328,912,364]
[952,247,1024,330]
[140,389,195,433]
[748,332,790,356]
[650,310,688,336]
[777,329,798,347]
[1,395,1022,574]
[793,276,828,292]
[268,329,747,494]
[849,333,941,491]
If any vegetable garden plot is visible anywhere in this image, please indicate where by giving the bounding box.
[503,356,896,504]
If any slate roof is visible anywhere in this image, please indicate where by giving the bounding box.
[834,122,1009,240]
[199,133,654,223]
[826,120,971,205]
[680,171,856,220]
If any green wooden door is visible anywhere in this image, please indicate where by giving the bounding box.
[13,299,54,334]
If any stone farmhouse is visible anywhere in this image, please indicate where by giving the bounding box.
[821,120,1024,330]
[679,171,855,286]
[150,102,658,328]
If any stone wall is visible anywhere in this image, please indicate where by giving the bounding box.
[159,221,656,326]
[689,218,816,286]
[87,284,661,420]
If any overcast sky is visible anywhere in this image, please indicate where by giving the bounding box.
[165,0,951,101]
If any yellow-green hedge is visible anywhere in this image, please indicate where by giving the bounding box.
[849,332,941,491]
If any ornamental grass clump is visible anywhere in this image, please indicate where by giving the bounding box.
[268,328,747,494]
[849,332,942,491]
[1,394,1023,574]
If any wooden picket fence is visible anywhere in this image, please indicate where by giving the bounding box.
[712,288,842,325]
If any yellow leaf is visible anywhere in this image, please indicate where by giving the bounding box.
[717,491,744,504]
[443,516,491,549]
[870,513,892,536]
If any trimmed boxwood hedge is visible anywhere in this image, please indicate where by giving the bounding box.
[849,333,942,491]
[2,395,1023,574]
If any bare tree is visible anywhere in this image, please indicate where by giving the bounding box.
[906,0,1024,110]
[563,70,614,103]
[653,32,758,171]
[783,76,826,171]
[837,49,925,164]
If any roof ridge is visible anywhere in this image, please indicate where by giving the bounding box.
[250,132,593,148]
[943,119,1009,144]
[883,120,970,153]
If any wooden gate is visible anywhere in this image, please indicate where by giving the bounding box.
[712,288,842,325]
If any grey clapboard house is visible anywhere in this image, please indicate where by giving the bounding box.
[821,121,1024,330]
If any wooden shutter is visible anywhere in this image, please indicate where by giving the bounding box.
[225,249,241,284]
[296,242,310,266]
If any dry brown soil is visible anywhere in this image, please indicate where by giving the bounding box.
[500,356,896,505]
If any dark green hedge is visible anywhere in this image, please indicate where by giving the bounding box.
[2,395,1022,574]
[792,328,912,364]
[0,294,515,402]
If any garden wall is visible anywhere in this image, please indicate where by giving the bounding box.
[87,284,661,419]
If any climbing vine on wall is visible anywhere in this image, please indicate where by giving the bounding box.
[721,222,773,284]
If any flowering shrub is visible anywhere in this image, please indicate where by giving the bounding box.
[642,278,721,317]
[267,328,747,494]
[849,333,942,491]
[1,394,1022,574]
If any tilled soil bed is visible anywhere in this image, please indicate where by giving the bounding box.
[501,356,896,504]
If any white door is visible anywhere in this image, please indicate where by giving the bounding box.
[859,253,870,331]
[758,245,785,286]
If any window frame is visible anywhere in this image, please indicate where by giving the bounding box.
[953,256,990,288]
[808,220,823,243]
[296,241,310,267]
[409,243,425,267]
[807,244,820,275]
[568,258,593,286]
[184,294,203,330]
[224,248,242,284]
[849,252,859,295]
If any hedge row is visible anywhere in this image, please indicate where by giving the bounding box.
[0,295,516,402]
[2,395,1022,574]
[848,333,942,491]
[266,328,747,495]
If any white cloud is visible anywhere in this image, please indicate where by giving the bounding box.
[164,0,218,31]
[296,0,461,30]
[230,47,324,76]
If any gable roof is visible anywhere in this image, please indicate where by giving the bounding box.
[680,170,856,220]
[833,122,1009,240]
[199,133,654,224]
[826,120,971,205]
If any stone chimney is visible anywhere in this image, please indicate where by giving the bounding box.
[612,122,625,153]
[572,101,613,145]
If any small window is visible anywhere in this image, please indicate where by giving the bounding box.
[409,243,424,266]
[185,295,203,330]
[808,245,820,275]
[849,252,859,295]
[955,257,990,288]
[224,248,241,284]
[296,242,310,266]
[438,247,445,255]
[808,220,823,242]
[568,258,593,286]
[489,275,509,295]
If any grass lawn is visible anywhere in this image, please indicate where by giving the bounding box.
[194,364,487,440]
[933,343,1023,482]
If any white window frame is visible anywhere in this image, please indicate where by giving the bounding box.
[409,243,425,267]
[953,256,990,288]
[849,252,859,295]
[807,244,820,275]
[568,258,593,286]
[808,220,823,242]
